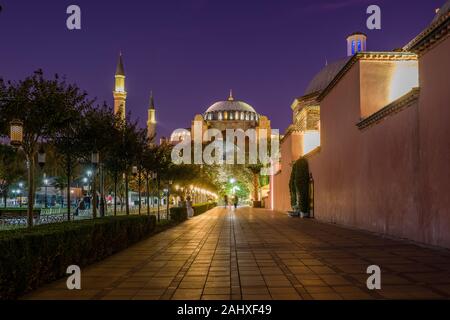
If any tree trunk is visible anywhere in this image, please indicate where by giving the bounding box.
[3,189,7,208]
[157,176,160,222]
[66,157,71,222]
[99,164,105,217]
[146,173,150,216]
[253,172,259,202]
[92,170,97,219]
[26,155,35,228]
[138,169,141,215]
[114,172,117,216]
[166,185,170,220]
[125,171,129,215]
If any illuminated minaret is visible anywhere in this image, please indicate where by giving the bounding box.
[113,53,127,120]
[147,91,156,142]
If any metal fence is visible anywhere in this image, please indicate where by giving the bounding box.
[0,206,169,231]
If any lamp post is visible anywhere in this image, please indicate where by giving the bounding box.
[166,180,173,218]
[17,188,22,208]
[11,189,17,207]
[43,178,49,209]
[132,166,140,215]
[309,173,314,218]
[91,151,99,218]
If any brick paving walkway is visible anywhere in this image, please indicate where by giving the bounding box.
[25,207,450,300]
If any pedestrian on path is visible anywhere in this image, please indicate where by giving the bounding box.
[186,196,194,218]
[224,195,228,208]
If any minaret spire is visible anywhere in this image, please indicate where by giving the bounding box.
[228,89,234,101]
[147,91,157,143]
[113,52,127,120]
[116,52,125,76]
[149,90,155,110]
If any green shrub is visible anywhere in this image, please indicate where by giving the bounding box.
[170,207,187,222]
[0,215,156,299]
[0,208,40,217]
[193,202,217,216]
[289,157,310,213]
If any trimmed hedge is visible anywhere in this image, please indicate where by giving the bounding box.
[193,202,217,216]
[0,215,156,300]
[169,202,217,221]
[0,208,40,217]
[170,207,187,222]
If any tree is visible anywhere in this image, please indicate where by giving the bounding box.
[289,157,310,213]
[248,164,263,206]
[50,78,92,221]
[0,70,86,227]
[0,145,26,207]
[78,104,118,217]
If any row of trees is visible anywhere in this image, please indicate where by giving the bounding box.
[0,70,217,227]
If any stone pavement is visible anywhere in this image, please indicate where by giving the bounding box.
[25,207,450,300]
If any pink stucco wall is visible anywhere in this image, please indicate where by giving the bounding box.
[271,37,450,248]
[268,132,301,212]
[417,38,450,247]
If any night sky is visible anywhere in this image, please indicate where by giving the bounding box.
[0,0,444,138]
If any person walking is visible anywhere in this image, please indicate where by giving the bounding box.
[224,195,228,208]
[186,196,194,218]
[233,195,238,209]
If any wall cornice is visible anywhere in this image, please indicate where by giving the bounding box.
[356,88,420,131]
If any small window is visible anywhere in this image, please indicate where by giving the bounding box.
[351,40,356,55]
[357,40,362,52]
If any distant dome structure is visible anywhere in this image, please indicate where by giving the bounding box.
[431,0,450,24]
[304,57,350,96]
[204,91,259,121]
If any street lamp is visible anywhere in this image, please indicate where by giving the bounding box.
[17,188,22,208]
[91,151,99,217]
[9,119,23,147]
[43,178,49,208]
[11,190,17,207]
[230,178,236,184]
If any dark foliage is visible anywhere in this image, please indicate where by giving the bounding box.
[0,215,156,299]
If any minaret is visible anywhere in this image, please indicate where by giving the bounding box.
[147,91,156,142]
[113,53,127,120]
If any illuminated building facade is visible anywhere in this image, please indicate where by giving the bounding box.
[170,91,272,144]
[269,2,450,249]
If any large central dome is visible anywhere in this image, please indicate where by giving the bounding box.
[204,92,258,121]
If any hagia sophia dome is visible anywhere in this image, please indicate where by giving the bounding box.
[203,91,259,122]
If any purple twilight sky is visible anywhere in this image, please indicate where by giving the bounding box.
[0,0,444,138]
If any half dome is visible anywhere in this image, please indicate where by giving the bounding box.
[304,57,350,96]
[431,0,450,24]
